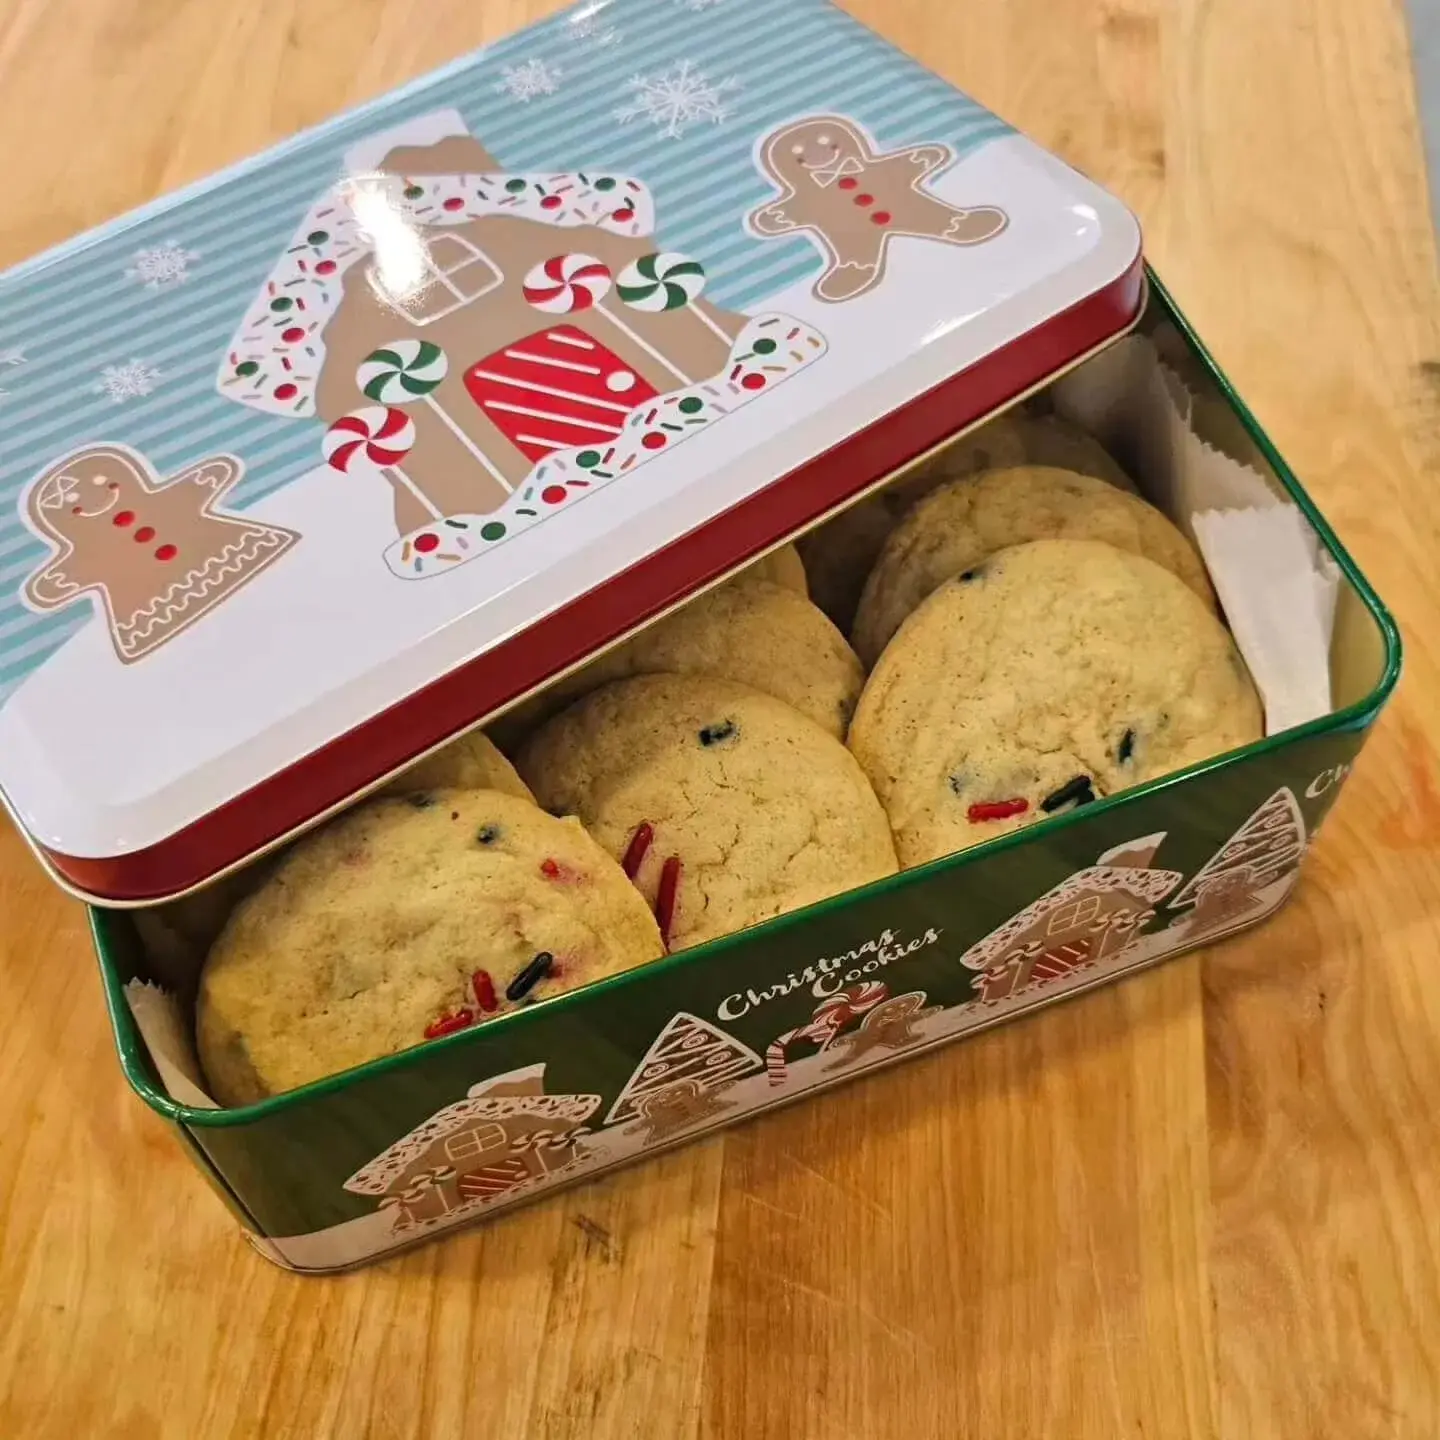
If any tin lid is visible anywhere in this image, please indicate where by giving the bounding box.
[0,0,1142,903]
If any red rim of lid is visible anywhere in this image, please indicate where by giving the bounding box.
[41,255,1145,904]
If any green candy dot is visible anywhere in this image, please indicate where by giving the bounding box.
[678,396,703,414]
[404,184,424,199]
[752,337,777,355]
[235,360,259,378]
[575,450,602,469]
[505,178,527,193]
[480,522,506,541]
[269,296,293,313]
[307,229,329,245]
[595,176,616,191]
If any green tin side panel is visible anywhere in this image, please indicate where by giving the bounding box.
[180,727,1367,1248]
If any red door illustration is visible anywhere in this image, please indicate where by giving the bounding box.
[464,323,659,463]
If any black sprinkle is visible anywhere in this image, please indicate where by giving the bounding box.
[506,951,554,1002]
[958,567,983,583]
[948,773,968,797]
[450,811,460,821]
[477,824,501,845]
[1117,728,1135,764]
[408,792,436,809]
[698,719,737,747]
[1041,775,1096,813]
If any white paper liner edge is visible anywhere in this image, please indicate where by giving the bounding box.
[123,979,219,1109]
[1052,335,1336,733]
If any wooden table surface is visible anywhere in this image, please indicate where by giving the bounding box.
[2,1,1438,1435]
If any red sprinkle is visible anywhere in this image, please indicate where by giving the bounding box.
[424,1007,475,1040]
[471,970,498,1013]
[540,858,561,879]
[655,855,682,949]
[967,797,1030,823]
[622,822,654,878]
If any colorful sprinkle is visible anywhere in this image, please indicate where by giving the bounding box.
[1041,775,1096,813]
[471,970,498,1014]
[506,952,554,1002]
[622,822,654,879]
[540,858,561,879]
[476,824,500,845]
[656,856,682,949]
[967,798,1029,823]
[424,1007,475,1040]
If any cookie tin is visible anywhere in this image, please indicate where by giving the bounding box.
[90,274,1399,1272]
[0,0,1142,904]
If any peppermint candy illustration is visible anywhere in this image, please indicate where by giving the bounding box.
[357,338,449,402]
[355,340,512,496]
[616,252,707,312]
[522,254,613,314]
[323,406,416,472]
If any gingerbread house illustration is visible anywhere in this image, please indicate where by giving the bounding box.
[960,834,1184,1005]
[218,129,826,578]
[344,1064,600,1231]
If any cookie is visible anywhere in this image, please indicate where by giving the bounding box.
[797,412,1031,630]
[1012,413,1138,494]
[851,466,1212,666]
[748,114,1008,302]
[848,539,1263,866]
[516,675,899,951]
[743,542,807,595]
[196,789,663,1105]
[381,729,533,801]
[489,576,864,750]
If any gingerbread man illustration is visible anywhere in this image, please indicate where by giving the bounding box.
[748,114,1008,302]
[20,444,299,664]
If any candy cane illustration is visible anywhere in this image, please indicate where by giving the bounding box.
[764,981,890,1085]
[617,251,731,347]
[522,253,693,387]
[357,339,512,494]
[322,406,441,520]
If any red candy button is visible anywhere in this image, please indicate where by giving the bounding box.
[740,373,766,391]
[155,544,177,562]
[112,510,135,528]
[641,432,667,450]
[838,176,858,190]
[854,193,874,207]
[871,210,892,225]
[542,485,567,504]
[274,382,298,401]
[442,196,465,211]
[413,532,440,554]
[133,526,156,543]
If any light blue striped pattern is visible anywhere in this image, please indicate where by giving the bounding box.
[0,0,1009,699]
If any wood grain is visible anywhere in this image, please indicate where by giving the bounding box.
[1,1,1438,1435]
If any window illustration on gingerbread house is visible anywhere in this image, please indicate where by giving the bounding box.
[216,130,826,580]
[960,834,1183,1006]
[343,1064,600,1233]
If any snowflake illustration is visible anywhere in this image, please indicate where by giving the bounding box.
[125,240,199,289]
[94,359,163,403]
[615,60,738,140]
[496,57,563,103]
[0,346,25,398]
[568,6,621,45]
